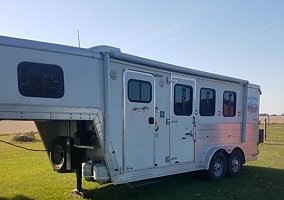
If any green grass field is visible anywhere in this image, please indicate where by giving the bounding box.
[0,124,283,200]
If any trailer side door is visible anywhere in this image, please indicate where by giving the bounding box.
[170,76,196,163]
[123,70,155,171]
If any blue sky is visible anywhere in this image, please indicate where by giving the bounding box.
[1,0,283,114]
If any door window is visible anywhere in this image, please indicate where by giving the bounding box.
[174,84,193,116]
[128,79,152,103]
[199,88,216,116]
[223,91,237,117]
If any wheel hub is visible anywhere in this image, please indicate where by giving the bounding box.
[213,160,223,177]
[231,156,240,172]
[53,145,64,165]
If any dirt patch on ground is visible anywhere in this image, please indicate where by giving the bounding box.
[12,131,40,142]
[0,120,37,135]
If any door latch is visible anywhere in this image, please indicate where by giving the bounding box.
[166,156,177,163]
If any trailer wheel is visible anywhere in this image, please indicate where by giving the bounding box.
[50,137,68,173]
[227,149,243,177]
[207,152,227,181]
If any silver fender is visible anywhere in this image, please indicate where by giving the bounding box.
[200,145,240,170]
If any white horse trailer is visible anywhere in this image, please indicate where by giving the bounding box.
[0,36,261,190]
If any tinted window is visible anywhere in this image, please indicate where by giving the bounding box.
[223,91,237,117]
[174,84,193,116]
[18,62,64,98]
[128,79,152,103]
[199,88,216,116]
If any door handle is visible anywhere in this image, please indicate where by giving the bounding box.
[155,121,159,132]
[186,131,194,137]
[166,119,178,125]
[148,117,154,124]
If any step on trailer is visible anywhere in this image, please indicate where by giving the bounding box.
[0,36,261,193]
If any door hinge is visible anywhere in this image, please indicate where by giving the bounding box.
[167,77,177,84]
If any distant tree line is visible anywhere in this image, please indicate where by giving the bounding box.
[260,113,284,116]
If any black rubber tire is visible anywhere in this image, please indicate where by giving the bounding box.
[50,137,68,173]
[227,149,244,177]
[207,152,227,181]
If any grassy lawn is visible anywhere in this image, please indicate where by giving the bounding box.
[0,124,283,200]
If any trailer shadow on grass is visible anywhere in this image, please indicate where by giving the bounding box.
[0,195,34,200]
[85,166,284,200]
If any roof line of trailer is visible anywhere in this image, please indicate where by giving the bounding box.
[0,35,100,59]
[0,35,249,85]
[110,52,249,85]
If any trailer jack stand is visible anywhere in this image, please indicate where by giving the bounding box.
[72,167,91,198]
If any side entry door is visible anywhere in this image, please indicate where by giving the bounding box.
[124,70,155,171]
[170,76,196,164]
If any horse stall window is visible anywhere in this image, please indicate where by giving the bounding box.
[223,91,237,117]
[128,79,152,103]
[174,84,193,116]
[199,88,216,116]
[18,62,64,98]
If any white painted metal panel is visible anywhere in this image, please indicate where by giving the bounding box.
[107,62,125,171]
[153,72,170,167]
[0,45,102,120]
